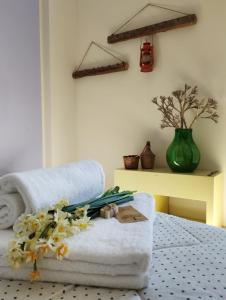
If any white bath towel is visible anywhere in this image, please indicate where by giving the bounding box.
[0,266,148,289]
[0,193,154,288]
[0,160,105,229]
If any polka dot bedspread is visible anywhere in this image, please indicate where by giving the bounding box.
[0,213,226,300]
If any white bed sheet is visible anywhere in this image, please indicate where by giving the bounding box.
[140,213,226,300]
[0,213,226,300]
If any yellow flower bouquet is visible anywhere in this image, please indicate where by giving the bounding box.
[7,186,134,281]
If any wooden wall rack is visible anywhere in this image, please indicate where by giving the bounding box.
[72,41,128,79]
[72,62,128,79]
[108,14,197,44]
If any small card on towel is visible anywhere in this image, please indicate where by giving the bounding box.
[116,206,148,223]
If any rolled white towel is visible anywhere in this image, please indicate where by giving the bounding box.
[0,160,105,229]
[0,193,25,229]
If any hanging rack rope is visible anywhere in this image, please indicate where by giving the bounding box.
[113,3,189,34]
[75,41,124,72]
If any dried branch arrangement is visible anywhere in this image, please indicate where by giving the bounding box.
[152,84,219,129]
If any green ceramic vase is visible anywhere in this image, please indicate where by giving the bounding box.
[166,128,200,172]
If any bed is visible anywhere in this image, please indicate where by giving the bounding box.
[0,213,226,300]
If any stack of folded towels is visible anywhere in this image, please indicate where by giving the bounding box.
[0,160,155,289]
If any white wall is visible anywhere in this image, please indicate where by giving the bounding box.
[40,0,78,167]
[0,0,42,174]
[75,0,226,181]
[41,0,226,224]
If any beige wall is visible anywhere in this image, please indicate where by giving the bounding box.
[40,0,78,166]
[40,0,226,224]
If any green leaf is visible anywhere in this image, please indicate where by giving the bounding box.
[62,187,136,219]
[62,187,135,213]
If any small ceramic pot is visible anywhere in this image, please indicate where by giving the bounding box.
[123,155,140,169]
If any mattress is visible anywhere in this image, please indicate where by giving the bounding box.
[0,213,226,300]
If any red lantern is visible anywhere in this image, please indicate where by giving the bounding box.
[140,41,154,72]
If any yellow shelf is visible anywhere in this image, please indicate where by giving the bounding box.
[114,168,223,227]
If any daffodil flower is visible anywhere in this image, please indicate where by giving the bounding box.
[55,243,69,260]
[30,270,40,281]
[54,199,70,210]
[25,250,38,263]
[7,240,25,269]
[30,260,40,281]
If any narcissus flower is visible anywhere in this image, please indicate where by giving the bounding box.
[55,243,69,260]
[7,199,91,280]
[25,250,38,263]
[54,199,70,210]
[30,270,40,281]
[7,240,25,269]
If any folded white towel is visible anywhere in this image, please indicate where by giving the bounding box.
[0,266,148,289]
[0,160,105,229]
[0,194,154,275]
[0,193,154,288]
